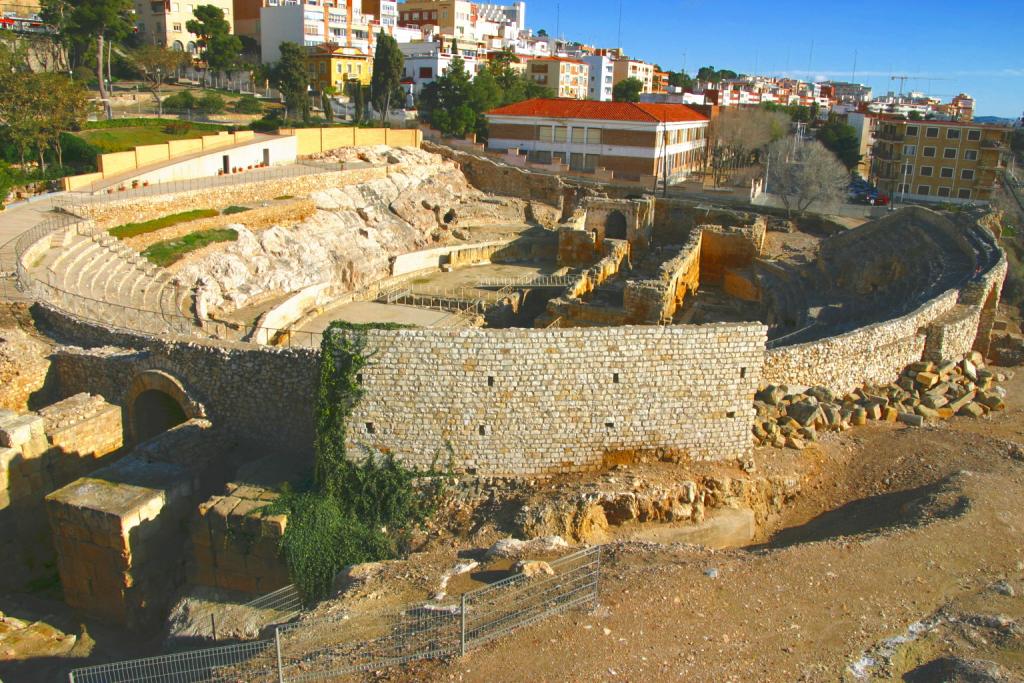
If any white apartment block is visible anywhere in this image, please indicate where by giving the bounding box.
[133,0,233,53]
[582,54,614,101]
[259,0,373,63]
[400,40,480,95]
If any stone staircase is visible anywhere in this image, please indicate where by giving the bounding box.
[36,228,194,335]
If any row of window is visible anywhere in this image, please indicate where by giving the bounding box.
[905,125,982,141]
[538,126,602,144]
[895,184,973,199]
[900,164,976,180]
[903,144,980,160]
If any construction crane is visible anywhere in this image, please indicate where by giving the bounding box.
[891,75,909,96]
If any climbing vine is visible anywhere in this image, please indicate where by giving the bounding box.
[266,321,448,603]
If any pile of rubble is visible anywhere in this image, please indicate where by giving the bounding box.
[754,352,1010,450]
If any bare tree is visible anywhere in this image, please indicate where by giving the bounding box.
[705,107,790,186]
[767,137,849,216]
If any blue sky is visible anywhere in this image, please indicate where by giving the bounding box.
[526,0,1024,118]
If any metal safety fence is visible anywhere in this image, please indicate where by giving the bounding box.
[68,546,601,683]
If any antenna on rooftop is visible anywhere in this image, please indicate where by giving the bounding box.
[852,49,858,83]
[806,40,814,77]
[617,0,623,48]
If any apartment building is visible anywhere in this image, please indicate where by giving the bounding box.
[485,98,709,181]
[526,57,588,100]
[397,0,520,44]
[653,69,669,94]
[254,0,374,62]
[306,43,372,91]
[870,117,1011,203]
[399,39,480,94]
[362,0,397,27]
[582,54,614,101]
[133,0,233,52]
[613,58,654,93]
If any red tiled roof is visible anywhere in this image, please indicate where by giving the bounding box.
[486,99,709,123]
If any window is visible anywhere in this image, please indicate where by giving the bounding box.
[903,144,916,156]
[920,166,933,177]
[537,126,553,142]
[946,128,961,139]
[569,153,596,172]
[967,129,981,141]
[923,146,936,157]
[418,66,432,79]
[958,189,972,199]
[585,128,601,144]
[905,126,919,137]
[917,185,930,195]
[943,148,957,159]
[571,127,585,144]
[897,183,910,194]
[964,149,978,161]
[940,167,954,178]
[527,150,552,164]
[937,187,951,197]
[172,22,181,31]
[961,169,975,180]
[926,127,939,138]
[901,163,913,176]
[553,126,568,142]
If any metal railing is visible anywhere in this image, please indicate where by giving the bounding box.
[60,159,351,202]
[475,275,576,289]
[68,546,601,683]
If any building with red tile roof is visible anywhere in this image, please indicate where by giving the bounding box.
[486,98,709,182]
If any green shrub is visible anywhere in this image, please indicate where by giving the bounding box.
[234,94,264,115]
[58,133,101,171]
[274,195,294,201]
[198,92,226,115]
[265,324,446,604]
[82,117,223,132]
[249,114,283,133]
[142,228,238,266]
[222,205,249,215]
[163,90,197,113]
[109,209,219,239]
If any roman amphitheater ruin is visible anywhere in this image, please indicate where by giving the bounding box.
[0,130,1012,653]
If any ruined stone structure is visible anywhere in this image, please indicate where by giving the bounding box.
[2,142,1008,631]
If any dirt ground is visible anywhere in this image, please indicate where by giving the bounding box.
[378,368,1024,683]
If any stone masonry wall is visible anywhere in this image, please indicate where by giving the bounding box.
[349,324,767,475]
[191,484,289,595]
[763,289,960,394]
[623,232,702,324]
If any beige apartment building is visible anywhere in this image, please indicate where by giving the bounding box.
[871,117,1011,203]
[526,57,589,100]
[133,0,234,53]
[613,58,655,94]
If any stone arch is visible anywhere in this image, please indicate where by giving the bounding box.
[125,370,205,443]
[172,40,185,51]
[605,210,628,240]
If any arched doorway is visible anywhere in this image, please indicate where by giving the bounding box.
[133,389,187,442]
[605,210,628,240]
[125,370,205,444]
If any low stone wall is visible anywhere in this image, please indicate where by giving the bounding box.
[191,484,289,595]
[763,290,960,393]
[423,142,570,214]
[0,394,123,589]
[46,419,229,628]
[623,233,702,324]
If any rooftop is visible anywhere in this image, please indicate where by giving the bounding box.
[486,98,709,123]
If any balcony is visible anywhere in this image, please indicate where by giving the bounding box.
[981,138,1006,150]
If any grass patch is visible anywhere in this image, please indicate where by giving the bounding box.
[75,119,228,154]
[109,209,219,239]
[142,228,238,267]
[222,205,250,215]
[274,195,294,200]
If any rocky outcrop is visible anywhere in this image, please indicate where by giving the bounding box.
[172,147,529,313]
